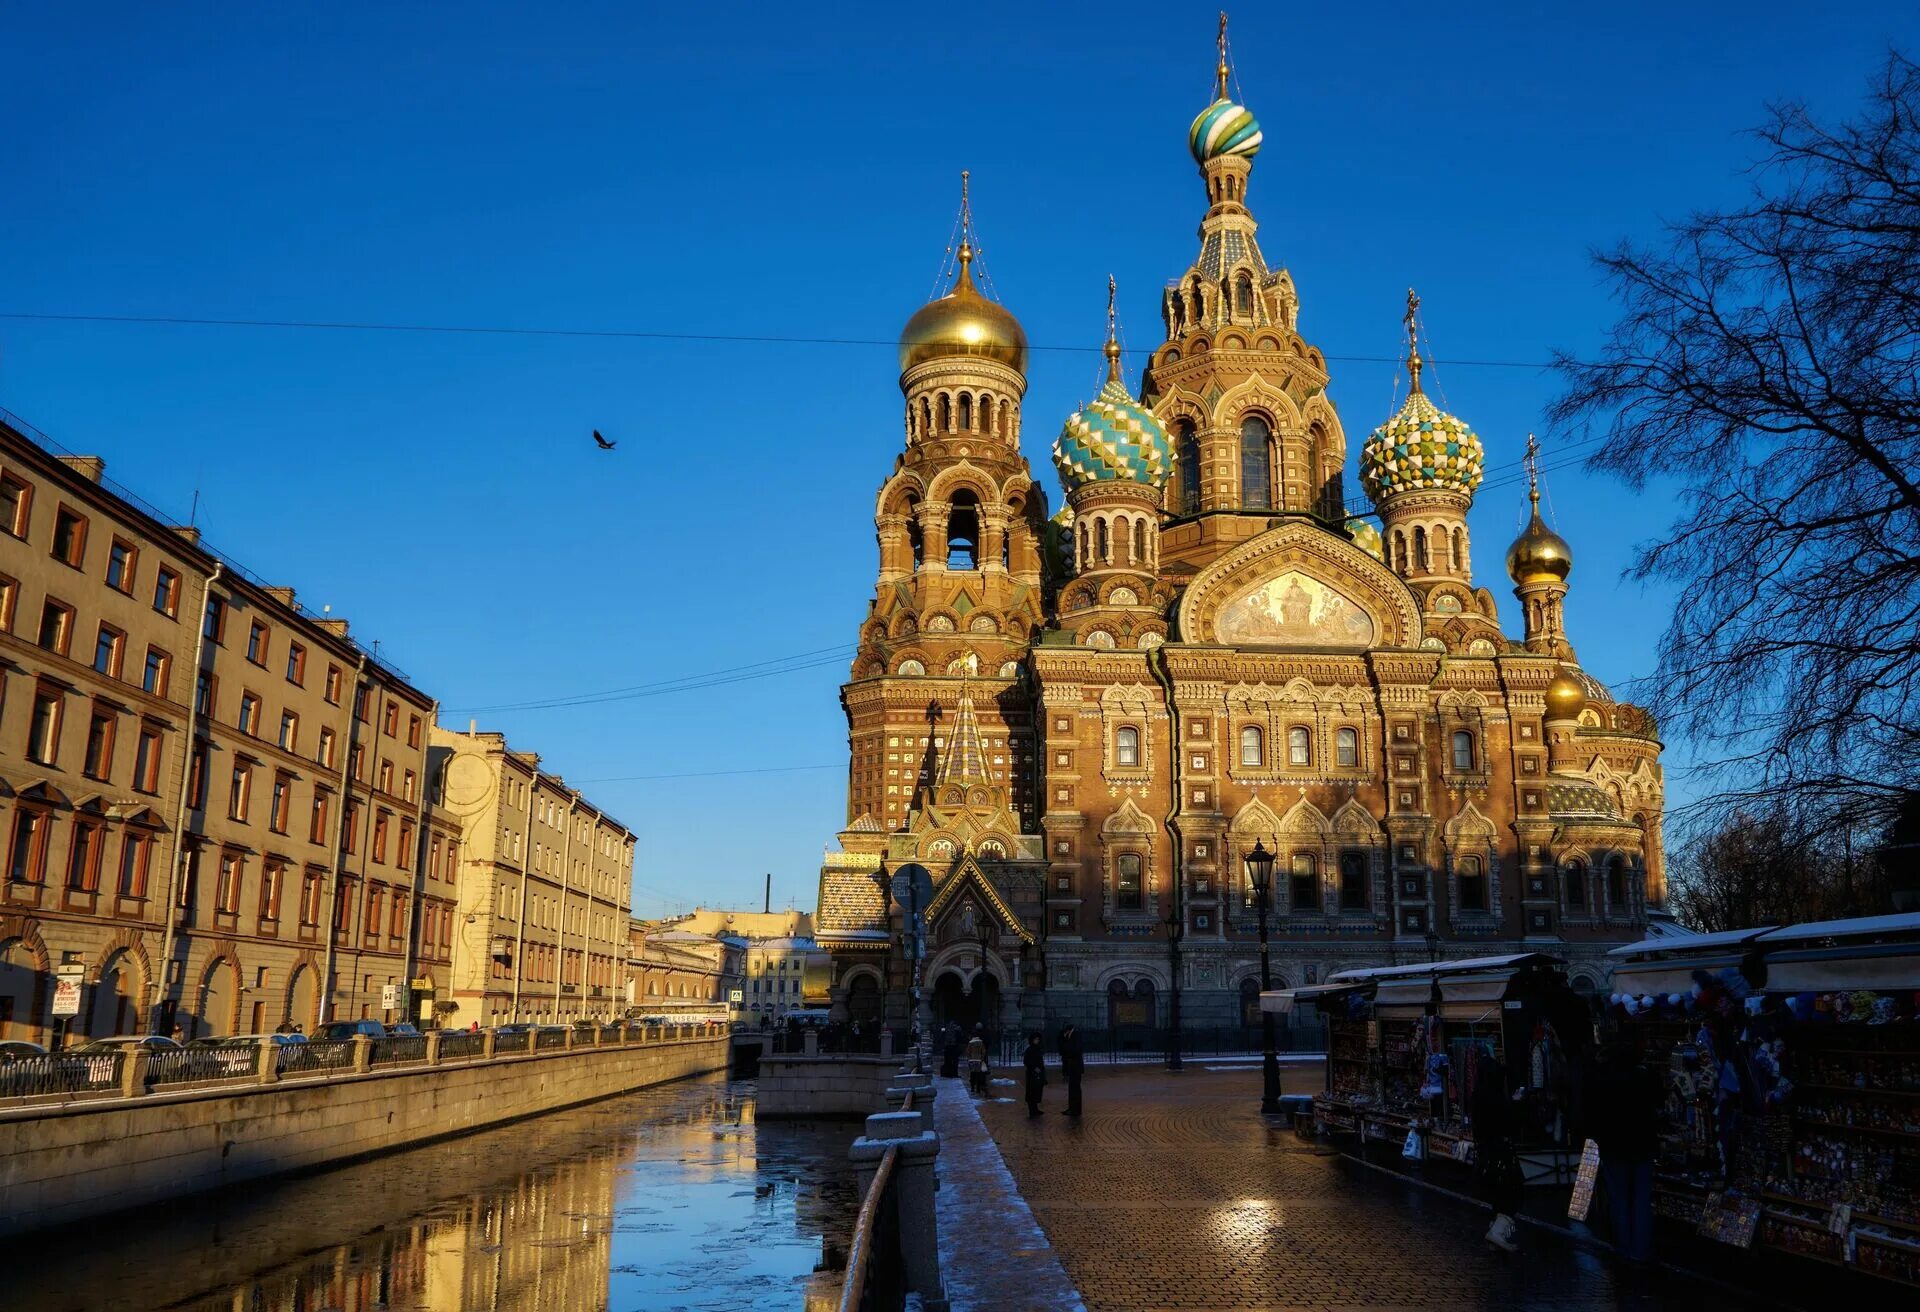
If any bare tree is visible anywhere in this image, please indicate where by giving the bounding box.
[1668,805,1891,932]
[1551,53,1920,838]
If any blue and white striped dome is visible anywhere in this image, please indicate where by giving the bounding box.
[1189,98,1262,163]
[1053,379,1173,493]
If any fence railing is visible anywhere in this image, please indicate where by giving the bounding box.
[990,1022,1328,1067]
[839,1086,913,1312]
[0,1022,725,1109]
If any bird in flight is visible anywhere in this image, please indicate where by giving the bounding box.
[593,430,617,450]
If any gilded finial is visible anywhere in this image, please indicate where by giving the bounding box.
[1524,432,1542,510]
[1404,286,1423,394]
[1104,274,1122,384]
[1216,11,1231,101]
[955,170,975,288]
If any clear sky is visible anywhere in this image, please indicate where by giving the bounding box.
[1,3,1908,916]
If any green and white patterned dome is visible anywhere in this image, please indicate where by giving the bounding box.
[1053,376,1173,493]
[1189,98,1262,163]
[1346,516,1385,561]
[1360,387,1485,503]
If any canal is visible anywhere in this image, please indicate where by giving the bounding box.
[4,1072,857,1312]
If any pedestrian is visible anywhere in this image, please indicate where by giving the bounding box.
[966,1025,989,1096]
[274,1017,293,1035]
[1471,1048,1524,1252]
[170,1022,185,1044]
[941,1021,962,1079]
[1585,1030,1661,1264]
[1023,1032,1047,1116]
[1057,1022,1084,1117]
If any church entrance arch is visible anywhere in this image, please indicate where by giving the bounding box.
[931,968,998,1039]
[846,973,883,1026]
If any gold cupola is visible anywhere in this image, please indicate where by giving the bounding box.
[1506,455,1573,584]
[898,172,1028,376]
[1545,668,1588,721]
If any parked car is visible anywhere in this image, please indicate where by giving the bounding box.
[385,1022,422,1038]
[72,1035,180,1054]
[0,1040,48,1062]
[313,1019,387,1042]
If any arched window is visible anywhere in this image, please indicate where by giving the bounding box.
[1339,851,1368,910]
[1240,416,1273,510]
[1114,516,1130,562]
[1235,272,1254,316]
[1287,726,1311,766]
[1335,727,1358,767]
[1077,522,1088,570]
[1115,852,1144,911]
[1114,725,1141,768]
[947,491,980,568]
[1239,976,1261,1027]
[1413,526,1429,572]
[1563,860,1587,913]
[1176,423,1202,515]
[1133,518,1147,565]
[937,393,951,431]
[1452,527,1465,573]
[1606,856,1629,911]
[1096,517,1110,562]
[1458,854,1487,911]
[958,393,972,431]
[1289,853,1318,913]
[1240,725,1264,767]
[907,512,925,569]
[1451,730,1475,772]
[1392,530,1407,572]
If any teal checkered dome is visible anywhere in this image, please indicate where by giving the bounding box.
[1053,378,1173,493]
[1360,387,1485,502]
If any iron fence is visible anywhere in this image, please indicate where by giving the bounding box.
[277,1040,356,1078]
[993,1023,1328,1067]
[0,1052,123,1101]
[493,1030,532,1054]
[438,1032,485,1061]
[144,1046,248,1087]
[370,1036,428,1067]
[533,1028,568,1051]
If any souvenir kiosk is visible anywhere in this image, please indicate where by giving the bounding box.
[1266,954,1590,1172]
[1607,912,1920,1288]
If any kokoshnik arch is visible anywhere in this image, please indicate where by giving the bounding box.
[814,22,1664,1036]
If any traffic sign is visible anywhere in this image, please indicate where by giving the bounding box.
[728,988,744,1005]
[890,864,934,961]
[52,978,82,1017]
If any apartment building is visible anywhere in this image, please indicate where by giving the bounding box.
[430,726,633,1027]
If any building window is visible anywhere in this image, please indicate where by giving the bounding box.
[82,708,115,780]
[0,473,30,538]
[1116,852,1144,911]
[373,811,389,864]
[105,538,136,593]
[7,809,51,885]
[324,665,343,705]
[1287,726,1311,767]
[1606,857,1630,912]
[215,852,243,915]
[1451,730,1475,772]
[1289,853,1318,913]
[51,506,87,567]
[229,762,253,822]
[204,596,227,643]
[187,743,209,810]
[1563,860,1587,913]
[1239,725,1264,767]
[317,726,336,769]
[93,623,126,678]
[286,642,306,685]
[1114,725,1141,768]
[1239,415,1272,509]
[246,620,268,666]
[195,671,215,717]
[407,714,422,749]
[269,774,292,834]
[0,573,15,632]
[300,869,323,926]
[310,790,331,844]
[1339,851,1368,911]
[153,566,181,617]
[259,859,284,921]
[238,692,261,736]
[1335,727,1358,767]
[118,830,154,898]
[278,710,298,751]
[402,769,417,803]
[364,885,384,938]
[383,701,399,736]
[26,688,62,765]
[133,727,163,793]
[398,818,414,865]
[1459,854,1488,911]
[142,646,170,696]
[37,598,74,656]
[378,758,393,793]
[65,819,103,893]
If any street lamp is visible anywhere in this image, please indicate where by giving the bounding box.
[1163,902,1184,1073]
[1244,838,1282,1115]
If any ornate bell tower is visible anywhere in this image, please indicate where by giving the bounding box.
[1506,436,1577,658]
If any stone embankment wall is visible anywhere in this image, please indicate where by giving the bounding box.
[0,1033,727,1236]
[756,1054,902,1117]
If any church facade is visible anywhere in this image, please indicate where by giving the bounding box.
[815,33,1665,1037]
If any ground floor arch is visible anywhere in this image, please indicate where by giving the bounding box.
[86,948,142,1039]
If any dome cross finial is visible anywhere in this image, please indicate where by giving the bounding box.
[1524,432,1542,510]
[1404,286,1424,394]
[1104,273,1122,385]
[1216,11,1231,101]
[956,170,976,285]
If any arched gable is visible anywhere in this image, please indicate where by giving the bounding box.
[1229,796,1285,835]
[926,460,996,505]
[1215,374,1304,431]
[1444,801,1498,845]
[1276,797,1333,840]
[1101,796,1157,838]
[1330,797,1384,843]
[1176,520,1423,649]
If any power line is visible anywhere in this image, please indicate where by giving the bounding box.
[0,310,1560,371]
[572,763,842,785]
[448,645,853,714]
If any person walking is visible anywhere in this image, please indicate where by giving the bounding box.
[1471,1049,1524,1252]
[1023,1032,1047,1116]
[966,1026,989,1096]
[1057,1022,1085,1117]
[1585,1030,1662,1264]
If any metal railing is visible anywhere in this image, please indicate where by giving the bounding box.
[0,1052,124,1102]
[278,1040,355,1078]
[145,1047,248,1087]
[369,1035,428,1067]
[437,1032,485,1061]
[992,1022,1328,1067]
[533,1028,568,1051]
[839,1087,912,1312]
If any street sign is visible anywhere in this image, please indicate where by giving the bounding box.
[890,864,934,960]
[52,978,83,1017]
[381,984,401,1011]
[728,989,744,1005]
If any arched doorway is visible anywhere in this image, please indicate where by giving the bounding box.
[286,965,318,1032]
[87,950,140,1038]
[196,958,237,1039]
[0,939,42,1044]
[846,973,882,1027]
[931,968,998,1037]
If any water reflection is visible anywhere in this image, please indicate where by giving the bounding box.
[4,1073,854,1312]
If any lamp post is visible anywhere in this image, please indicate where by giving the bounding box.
[1245,839,1281,1114]
[1164,902,1184,1073]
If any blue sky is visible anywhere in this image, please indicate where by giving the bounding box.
[1,3,1908,915]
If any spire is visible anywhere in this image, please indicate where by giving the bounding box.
[954,170,977,293]
[1216,11,1231,101]
[1404,287,1424,395]
[1103,273,1122,386]
[1524,431,1542,514]
[936,657,991,793]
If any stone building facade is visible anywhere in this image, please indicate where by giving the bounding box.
[816,31,1665,1036]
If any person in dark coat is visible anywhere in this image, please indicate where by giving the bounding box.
[1471,1049,1523,1252]
[940,1021,962,1079]
[966,1026,989,1096]
[1023,1032,1046,1116]
[1057,1023,1085,1116]
[1584,1030,1662,1264]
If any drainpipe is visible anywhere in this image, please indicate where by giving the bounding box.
[552,793,577,1019]
[1150,644,1186,1072]
[319,656,369,1023]
[398,698,439,1021]
[156,561,224,1027]
[510,768,540,1023]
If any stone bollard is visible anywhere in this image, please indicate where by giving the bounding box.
[849,1111,945,1311]
[880,1029,895,1059]
[803,1028,819,1056]
[350,1035,373,1074]
[121,1049,150,1099]
[886,1080,938,1135]
[564,1026,576,1051]
[482,1029,497,1060]
[425,1032,442,1066]
[256,1037,280,1086]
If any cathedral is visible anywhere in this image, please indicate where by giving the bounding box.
[814,26,1665,1038]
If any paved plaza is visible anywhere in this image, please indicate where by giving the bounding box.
[935,1063,1830,1312]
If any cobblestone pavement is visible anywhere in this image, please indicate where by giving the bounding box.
[967,1064,1819,1312]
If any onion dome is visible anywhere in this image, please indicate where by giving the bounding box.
[899,242,1027,375]
[1359,320,1484,502]
[1545,668,1588,721]
[1052,282,1172,493]
[1506,445,1573,583]
[1189,98,1262,163]
[1346,516,1385,561]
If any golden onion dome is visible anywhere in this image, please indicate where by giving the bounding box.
[1545,668,1588,721]
[1506,488,1573,584]
[898,244,1028,375]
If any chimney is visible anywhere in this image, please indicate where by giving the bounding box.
[56,455,105,483]
[469,719,478,734]
[263,587,297,608]
[316,618,350,638]
[171,526,202,546]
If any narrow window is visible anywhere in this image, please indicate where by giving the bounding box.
[317,726,336,769]
[229,762,253,822]
[286,642,306,686]
[0,474,30,538]
[269,775,291,834]
[7,810,50,885]
[1239,725,1264,767]
[324,665,343,704]
[82,708,115,779]
[1339,852,1368,911]
[133,727,163,793]
[1096,518,1109,561]
[238,691,261,736]
[1564,860,1587,912]
[153,566,180,617]
[1240,415,1273,510]
[0,574,15,632]
[93,624,125,677]
[1451,730,1475,772]
[278,710,298,751]
[1607,857,1629,912]
[1176,425,1201,515]
[1287,726,1311,767]
[1335,727,1358,767]
[259,859,284,921]
[204,596,227,643]
[65,819,102,892]
[142,647,170,696]
[38,599,73,655]
[1133,518,1147,565]
[1459,855,1487,912]
[26,689,62,765]
[310,790,332,844]
[1115,725,1141,768]
[216,852,243,915]
[246,621,268,666]
[105,539,136,593]
[1116,853,1144,911]
[51,506,87,567]
[118,831,154,898]
[1289,853,1318,913]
